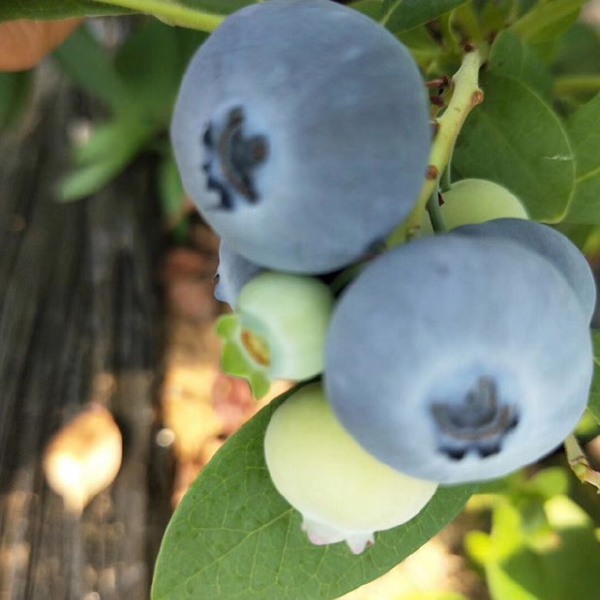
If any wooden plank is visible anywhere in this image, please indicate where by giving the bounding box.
[0,69,171,599]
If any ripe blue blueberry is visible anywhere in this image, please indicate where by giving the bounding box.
[324,234,593,484]
[454,218,596,321]
[171,0,431,274]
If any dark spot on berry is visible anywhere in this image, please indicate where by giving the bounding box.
[203,126,212,148]
[201,106,269,210]
[431,376,519,461]
[446,448,466,461]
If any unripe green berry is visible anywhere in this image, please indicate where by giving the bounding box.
[217,273,333,397]
[422,178,528,234]
[264,383,439,554]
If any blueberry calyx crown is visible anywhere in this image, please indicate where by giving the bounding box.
[215,313,271,399]
[202,106,268,210]
[431,376,519,461]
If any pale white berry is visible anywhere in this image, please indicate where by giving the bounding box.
[264,383,439,554]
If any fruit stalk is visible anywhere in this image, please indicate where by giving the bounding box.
[389,47,485,245]
[564,434,600,493]
[90,0,224,31]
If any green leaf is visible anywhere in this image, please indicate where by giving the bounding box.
[485,562,539,600]
[174,25,209,66]
[552,22,600,78]
[451,73,576,222]
[476,0,514,39]
[52,26,131,112]
[509,0,587,63]
[563,93,600,223]
[510,0,586,45]
[59,117,156,201]
[551,23,600,105]
[114,20,189,122]
[349,0,383,21]
[488,30,553,101]
[184,0,252,14]
[0,0,128,20]
[524,468,569,500]
[396,25,443,68]
[467,495,600,600]
[399,593,469,600]
[587,330,600,423]
[115,19,207,126]
[151,390,475,600]
[158,149,187,229]
[380,0,469,33]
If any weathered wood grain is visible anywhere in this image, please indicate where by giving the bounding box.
[0,70,172,600]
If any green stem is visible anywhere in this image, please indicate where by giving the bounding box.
[565,434,600,492]
[554,75,600,97]
[91,0,224,31]
[426,190,446,234]
[387,48,485,247]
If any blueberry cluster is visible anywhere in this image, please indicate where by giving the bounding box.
[171,0,595,553]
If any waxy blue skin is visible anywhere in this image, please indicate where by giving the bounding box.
[454,218,597,322]
[325,234,593,484]
[171,0,431,274]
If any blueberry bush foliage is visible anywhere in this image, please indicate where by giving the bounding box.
[3,1,600,599]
